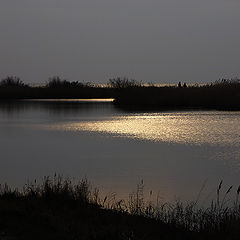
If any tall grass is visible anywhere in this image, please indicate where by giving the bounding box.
[1,176,240,237]
[118,179,240,234]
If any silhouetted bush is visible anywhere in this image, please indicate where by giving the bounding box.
[214,78,240,85]
[109,77,142,89]
[46,76,92,88]
[0,76,27,87]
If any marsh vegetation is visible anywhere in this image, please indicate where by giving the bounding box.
[1,176,240,239]
[1,76,240,110]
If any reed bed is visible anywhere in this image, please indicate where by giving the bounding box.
[1,176,240,239]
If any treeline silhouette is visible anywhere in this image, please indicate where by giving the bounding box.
[113,78,240,111]
[0,76,113,99]
[1,76,240,110]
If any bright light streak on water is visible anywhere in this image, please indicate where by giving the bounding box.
[49,111,240,146]
[23,98,114,102]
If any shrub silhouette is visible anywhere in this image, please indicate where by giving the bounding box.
[109,77,141,89]
[46,76,92,88]
[0,76,27,87]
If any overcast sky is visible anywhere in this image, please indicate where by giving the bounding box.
[0,0,240,84]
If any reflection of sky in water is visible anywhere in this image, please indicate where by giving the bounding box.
[48,112,240,147]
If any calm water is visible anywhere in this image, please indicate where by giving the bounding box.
[1,100,240,203]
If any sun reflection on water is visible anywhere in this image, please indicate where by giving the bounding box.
[48,112,240,146]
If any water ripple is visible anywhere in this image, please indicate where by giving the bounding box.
[47,111,240,146]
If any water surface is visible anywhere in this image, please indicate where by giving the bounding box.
[1,100,240,203]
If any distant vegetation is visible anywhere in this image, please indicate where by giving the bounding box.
[1,176,240,239]
[113,78,240,111]
[46,76,93,88]
[0,76,27,87]
[109,77,142,89]
[0,76,240,110]
[0,76,112,99]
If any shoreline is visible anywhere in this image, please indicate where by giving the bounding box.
[0,177,239,240]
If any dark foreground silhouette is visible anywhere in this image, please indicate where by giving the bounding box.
[1,177,240,240]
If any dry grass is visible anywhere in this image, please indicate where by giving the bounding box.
[1,176,240,239]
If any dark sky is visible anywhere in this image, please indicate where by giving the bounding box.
[0,0,240,84]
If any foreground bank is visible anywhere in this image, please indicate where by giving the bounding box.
[0,177,240,240]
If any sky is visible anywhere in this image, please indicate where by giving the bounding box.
[0,0,240,84]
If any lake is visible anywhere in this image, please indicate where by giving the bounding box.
[0,99,240,204]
